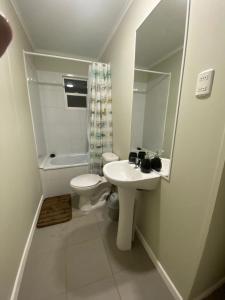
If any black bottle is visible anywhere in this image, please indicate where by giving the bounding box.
[140,155,151,173]
[138,151,146,160]
[128,152,137,163]
[151,155,162,172]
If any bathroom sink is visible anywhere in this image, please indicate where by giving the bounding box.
[103,160,162,251]
[103,160,160,190]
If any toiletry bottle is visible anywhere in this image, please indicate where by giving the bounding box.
[138,151,146,160]
[128,152,137,163]
[151,152,162,172]
[140,153,151,173]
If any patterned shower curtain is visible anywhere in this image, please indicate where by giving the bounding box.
[88,62,113,175]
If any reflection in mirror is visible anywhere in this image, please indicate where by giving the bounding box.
[132,69,171,155]
[131,0,188,177]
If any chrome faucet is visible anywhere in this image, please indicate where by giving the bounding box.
[134,157,140,168]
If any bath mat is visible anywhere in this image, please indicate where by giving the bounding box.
[37,194,72,228]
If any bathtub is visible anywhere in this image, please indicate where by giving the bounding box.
[40,153,89,170]
[39,153,89,197]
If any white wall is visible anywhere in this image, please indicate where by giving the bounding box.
[36,70,88,155]
[190,163,225,298]
[0,1,43,299]
[25,56,47,160]
[102,0,225,298]
[33,55,89,75]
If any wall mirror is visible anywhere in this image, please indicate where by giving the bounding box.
[131,0,189,179]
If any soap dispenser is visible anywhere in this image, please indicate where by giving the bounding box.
[140,153,151,173]
[151,152,162,172]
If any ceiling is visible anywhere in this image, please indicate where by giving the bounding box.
[135,0,187,68]
[11,0,132,59]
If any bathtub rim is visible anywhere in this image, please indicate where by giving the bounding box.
[39,153,89,171]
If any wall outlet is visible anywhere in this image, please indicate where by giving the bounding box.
[195,69,215,98]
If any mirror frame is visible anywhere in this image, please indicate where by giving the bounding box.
[132,0,191,181]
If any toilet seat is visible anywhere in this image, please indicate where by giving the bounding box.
[70,174,102,190]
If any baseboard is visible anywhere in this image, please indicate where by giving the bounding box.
[10,195,44,300]
[136,227,183,300]
[194,276,225,300]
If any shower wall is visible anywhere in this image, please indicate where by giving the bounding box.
[37,70,88,155]
[131,73,170,152]
[153,50,183,157]
[25,56,47,160]
[142,75,170,152]
[25,55,90,162]
[131,81,146,150]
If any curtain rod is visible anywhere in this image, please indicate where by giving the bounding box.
[23,51,106,65]
[135,68,171,76]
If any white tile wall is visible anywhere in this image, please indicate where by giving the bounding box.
[131,76,170,153]
[131,81,147,150]
[26,56,47,159]
[38,71,88,155]
[143,76,170,152]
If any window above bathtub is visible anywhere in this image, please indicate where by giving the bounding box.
[64,77,87,109]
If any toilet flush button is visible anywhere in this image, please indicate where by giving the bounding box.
[195,69,215,98]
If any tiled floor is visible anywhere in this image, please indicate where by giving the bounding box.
[18,204,174,300]
[204,284,225,300]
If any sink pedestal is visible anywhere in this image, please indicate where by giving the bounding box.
[103,160,163,252]
[117,187,136,251]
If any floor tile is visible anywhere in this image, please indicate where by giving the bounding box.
[18,248,66,300]
[67,278,120,300]
[22,292,67,300]
[30,222,67,254]
[106,237,155,275]
[64,212,100,247]
[115,269,174,300]
[203,283,225,299]
[66,238,112,291]
[31,212,100,254]
[94,204,118,237]
[19,203,174,300]
[95,204,111,224]
[100,216,154,275]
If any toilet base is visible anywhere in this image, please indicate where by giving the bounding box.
[79,195,90,211]
[79,189,111,212]
[79,197,107,213]
[70,174,112,213]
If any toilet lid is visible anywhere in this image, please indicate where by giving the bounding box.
[70,174,102,188]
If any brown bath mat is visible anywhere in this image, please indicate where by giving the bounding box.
[37,194,72,228]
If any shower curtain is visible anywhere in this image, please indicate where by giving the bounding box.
[88,62,113,175]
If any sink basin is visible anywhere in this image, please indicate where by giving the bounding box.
[103,160,160,190]
[103,160,162,251]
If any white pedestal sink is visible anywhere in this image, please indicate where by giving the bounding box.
[103,160,161,251]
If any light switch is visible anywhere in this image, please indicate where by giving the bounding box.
[195,69,215,98]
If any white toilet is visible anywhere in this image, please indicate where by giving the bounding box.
[70,152,119,212]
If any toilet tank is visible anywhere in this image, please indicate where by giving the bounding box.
[102,152,119,166]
